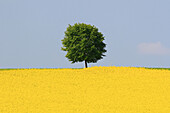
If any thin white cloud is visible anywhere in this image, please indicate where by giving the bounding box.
[138,42,170,55]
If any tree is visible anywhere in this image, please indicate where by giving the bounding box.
[61,23,106,68]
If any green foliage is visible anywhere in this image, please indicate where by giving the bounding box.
[61,23,107,65]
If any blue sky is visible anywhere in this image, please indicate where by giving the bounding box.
[0,0,170,68]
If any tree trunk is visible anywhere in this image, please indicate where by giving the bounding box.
[85,60,88,68]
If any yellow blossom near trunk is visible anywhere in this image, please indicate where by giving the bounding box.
[0,67,170,113]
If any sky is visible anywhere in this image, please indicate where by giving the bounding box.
[0,0,170,68]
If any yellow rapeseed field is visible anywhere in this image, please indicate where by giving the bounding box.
[0,67,170,113]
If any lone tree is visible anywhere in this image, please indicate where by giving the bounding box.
[61,23,106,68]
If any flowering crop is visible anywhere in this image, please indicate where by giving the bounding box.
[0,67,170,113]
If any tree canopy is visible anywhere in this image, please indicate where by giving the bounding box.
[61,23,106,68]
